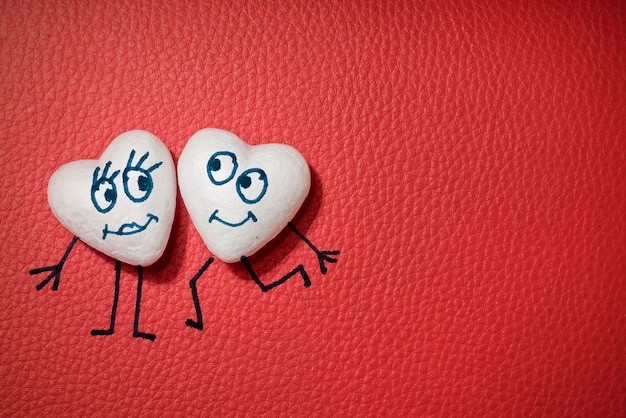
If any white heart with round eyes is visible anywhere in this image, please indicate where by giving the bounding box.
[47,130,176,266]
[178,129,311,263]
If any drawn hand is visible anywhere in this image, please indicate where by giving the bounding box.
[316,249,340,275]
[29,264,64,291]
[287,223,340,275]
[28,236,78,291]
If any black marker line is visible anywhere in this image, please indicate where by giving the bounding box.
[132,265,156,341]
[91,260,121,336]
[185,257,214,331]
[287,223,340,275]
[29,236,79,291]
[240,255,311,292]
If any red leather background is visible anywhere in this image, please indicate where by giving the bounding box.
[1,0,625,416]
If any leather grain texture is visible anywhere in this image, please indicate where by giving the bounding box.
[1,0,625,416]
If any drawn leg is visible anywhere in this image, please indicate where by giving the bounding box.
[29,236,79,291]
[91,260,121,336]
[288,223,340,274]
[185,257,214,331]
[132,266,156,341]
[240,255,311,292]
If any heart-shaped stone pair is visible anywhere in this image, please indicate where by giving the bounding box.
[47,129,310,265]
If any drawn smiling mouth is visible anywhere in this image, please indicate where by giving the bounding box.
[102,213,159,240]
[209,209,257,227]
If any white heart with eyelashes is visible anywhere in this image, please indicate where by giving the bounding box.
[177,128,311,263]
[47,130,176,266]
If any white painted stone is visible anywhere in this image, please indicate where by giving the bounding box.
[47,130,176,266]
[178,128,310,263]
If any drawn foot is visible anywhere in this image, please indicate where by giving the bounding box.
[91,328,113,336]
[91,327,114,336]
[132,330,157,341]
[29,236,79,291]
[185,318,202,330]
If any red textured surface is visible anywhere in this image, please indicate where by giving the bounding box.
[1,0,625,416]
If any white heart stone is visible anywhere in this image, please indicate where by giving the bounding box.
[178,129,311,263]
[47,130,176,266]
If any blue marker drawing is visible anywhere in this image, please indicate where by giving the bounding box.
[207,151,238,185]
[236,168,268,204]
[102,213,159,240]
[204,152,266,228]
[185,149,340,331]
[91,161,120,214]
[208,210,257,227]
[122,150,162,203]
[91,150,163,213]
[31,147,166,342]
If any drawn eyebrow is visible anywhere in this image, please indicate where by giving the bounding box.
[147,161,163,172]
[134,150,148,166]
[92,161,120,185]
[126,150,163,173]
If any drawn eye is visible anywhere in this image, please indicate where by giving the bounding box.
[207,151,238,185]
[122,150,162,203]
[92,180,117,213]
[124,169,153,202]
[91,161,119,213]
[236,168,268,204]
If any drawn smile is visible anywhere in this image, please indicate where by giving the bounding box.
[102,213,159,240]
[209,210,257,227]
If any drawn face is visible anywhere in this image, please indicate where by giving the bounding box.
[47,131,177,266]
[91,150,163,240]
[178,129,310,263]
[205,150,268,228]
